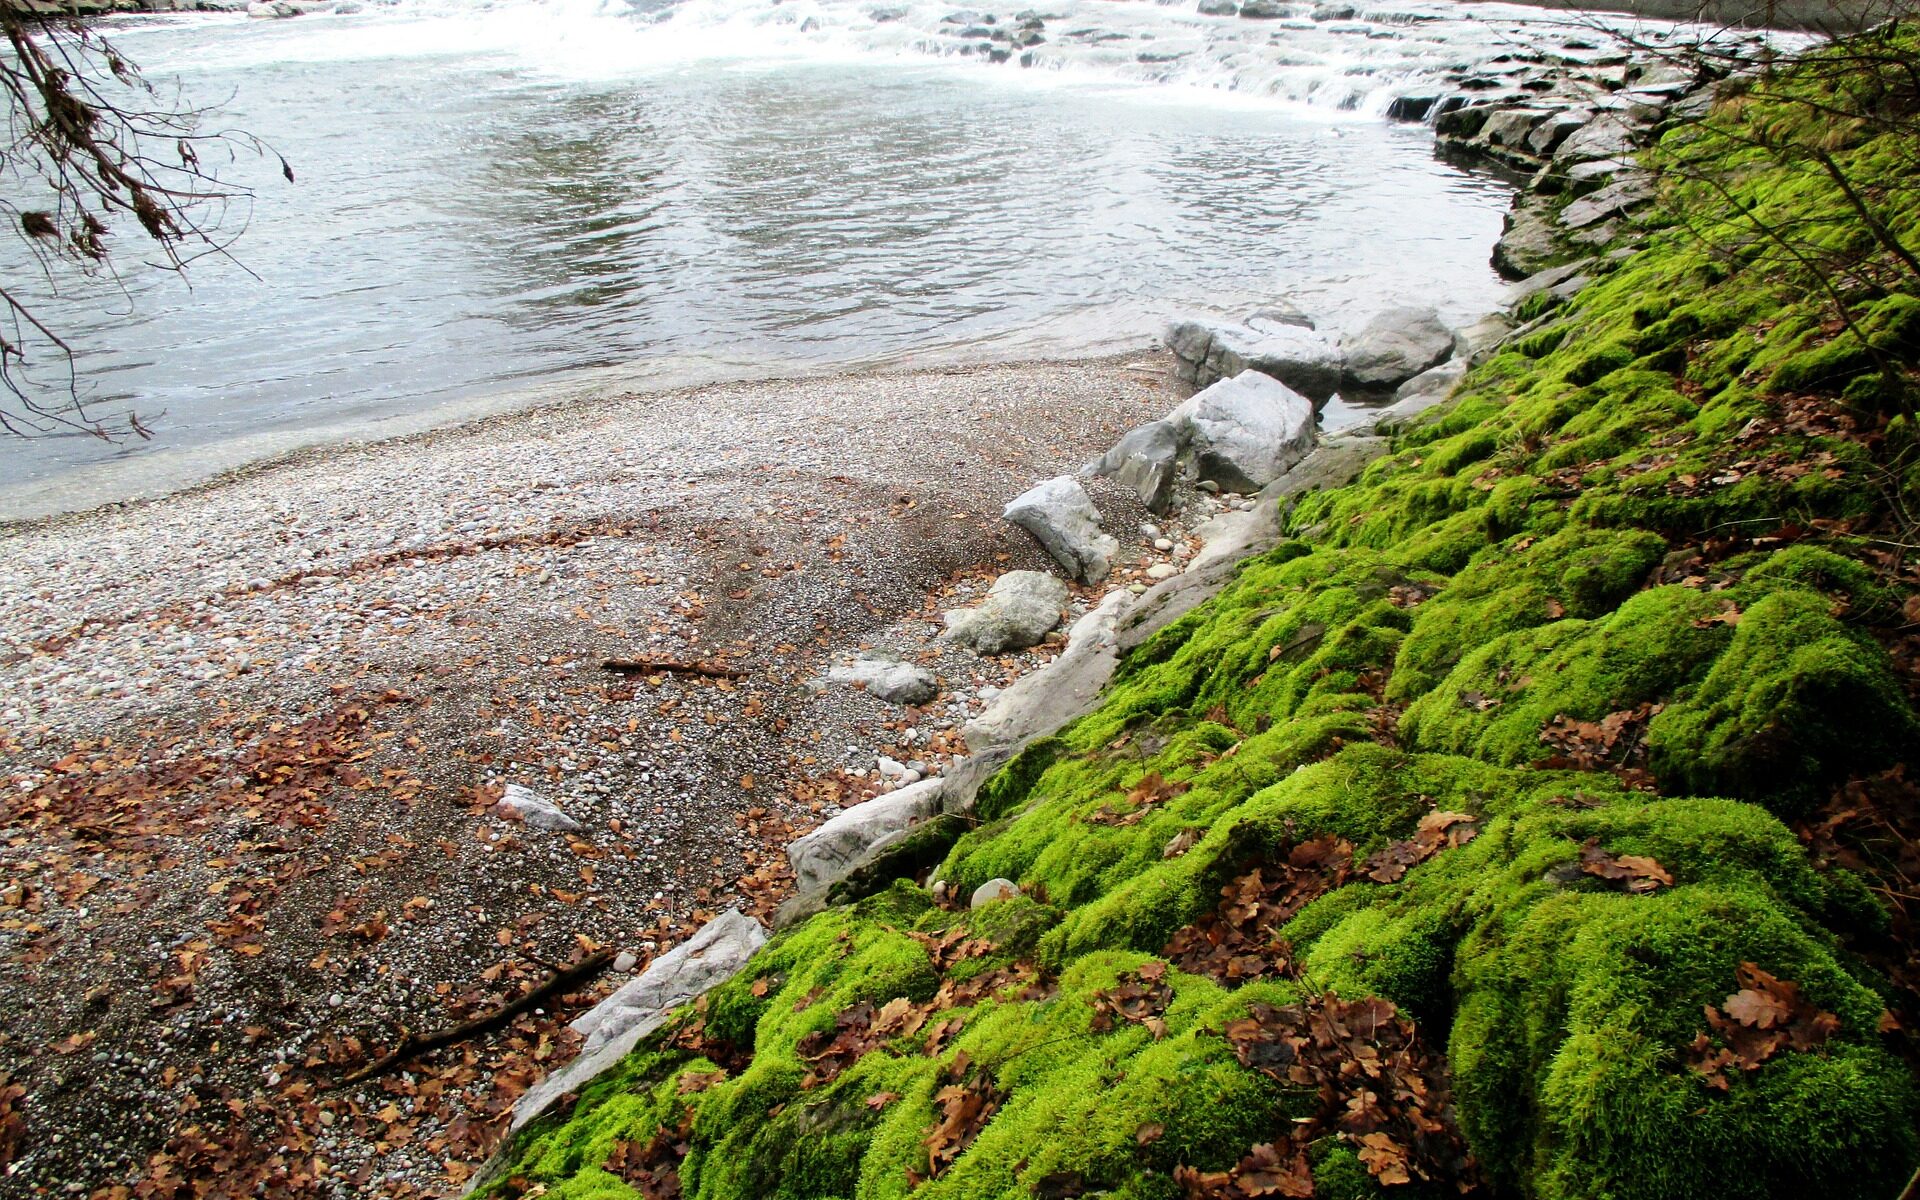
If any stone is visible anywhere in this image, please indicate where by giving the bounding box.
[825,654,937,705]
[1477,107,1548,151]
[1491,192,1559,281]
[1086,419,1183,513]
[1246,302,1314,331]
[1002,477,1118,583]
[1526,108,1591,156]
[965,589,1131,753]
[1554,113,1637,163]
[942,570,1069,654]
[1340,307,1455,390]
[1146,562,1179,580]
[512,909,767,1130]
[1453,312,1515,362]
[495,784,582,833]
[1562,157,1635,195]
[612,950,638,973]
[1196,0,1238,12]
[1311,3,1355,16]
[1559,174,1655,230]
[970,878,1021,907]
[1165,319,1343,402]
[1502,258,1595,311]
[787,777,946,894]
[1181,370,1316,494]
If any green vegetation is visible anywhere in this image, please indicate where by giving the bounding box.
[481,30,1920,1200]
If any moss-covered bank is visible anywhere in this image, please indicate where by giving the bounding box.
[481,30,1920,1200]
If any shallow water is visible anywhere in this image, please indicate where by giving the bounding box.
[0,0,1659,514]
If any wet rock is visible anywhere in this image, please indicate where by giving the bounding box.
[1181,370,1316,494]
[1165,318,1343,401]
[1311,2,1355,16]
[1247,301,1315,332]
[512,909,767,1130]
[1559,173,1655,230]
[1478,107,1548,152]
[825,653,937,705]
[1002,477,1118,584]
[788,776,946,894]
[942,570,1070,653]
[494,784,582,833]
[1503,259,1595,311]
[1086,419,1184,513]
[1526,109,1591,156]
[970,878,1021,907]
[1197,0,1239,13]
[1238,0,1287,16]
[1340,307,1455,389]
[1554,113,1637,163]
[1491,192,1560,280]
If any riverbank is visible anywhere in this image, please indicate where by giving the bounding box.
[477,22,1920,1200]
[0,357,1217,1196]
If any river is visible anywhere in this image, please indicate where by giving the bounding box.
[0,0,1669,516]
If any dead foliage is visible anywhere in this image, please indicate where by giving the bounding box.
[603,1110,694,1199]
[1361,812,1479,884]
[1686,962,1846,1090]
[1091,962,1174,1040]
[917,1054,1003,1182]
[1180,992,1479,1196]
[1087,772,1191,827]
[1166,835,1355,985]
[1577,838,1676,894]
[1536,703,1661,790]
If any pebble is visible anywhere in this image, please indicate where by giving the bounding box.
[1146,563,1179,581]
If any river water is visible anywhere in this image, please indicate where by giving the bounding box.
[0,0,1663,516]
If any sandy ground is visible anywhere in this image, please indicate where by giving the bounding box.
[0,356,1233,1198]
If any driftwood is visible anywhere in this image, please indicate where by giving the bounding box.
[339,950,615,1086]
[601,657,746,680]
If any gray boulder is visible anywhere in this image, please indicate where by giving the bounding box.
[1196,0,1238,12]
[1526,109,1591,157]
[965,589,1131,753]
[1554,113,1638,164]
[787,777,946,894]
[1340,307,1455,389]
[495,784,582,834]
[1165,318,1342,401]
[1559,173,1655,230]
[825,654,937,705]
[1086,419,1183,513]
[1478,107,1548,152]
[1003,477,1118,584]
[511,908,766,1130]
[1181,370,1316,493]
[942,570,1069,654]
[1491,193,1559,281]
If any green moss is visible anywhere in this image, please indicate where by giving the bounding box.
[1647,588,1918,813]
[486,31,1920,1200]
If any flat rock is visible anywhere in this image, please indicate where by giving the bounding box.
[825,654,937,705]
[1559,174,1655,230]
[787,776,946,894]
[965,588,1131,752]
[1180,370,1315,494]
[495,784,582,833]
[1003,477,1118,583]
[1165,318,1343,402]
[942,569,1069,654]
[1526,108,1591,156]
[1554,113,1638,163]
[1341,307,1455,389]
[1503,258,1595,310]
[1086,419,1184,513]
[511,909,766,1130]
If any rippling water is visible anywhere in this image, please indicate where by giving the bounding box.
[0,0,1657,514]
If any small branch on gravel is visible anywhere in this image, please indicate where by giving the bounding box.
[337,950,615,1086]
[601,657,747,680]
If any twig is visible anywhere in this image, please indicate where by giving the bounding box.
[338,950,615,1086]
[602,658,747,680]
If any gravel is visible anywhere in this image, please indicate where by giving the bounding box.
[0,356,1201,1197]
